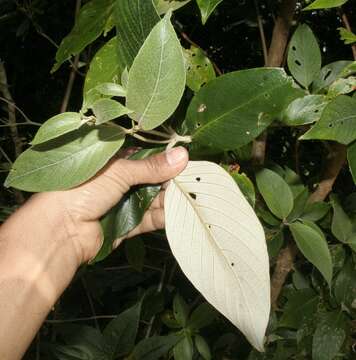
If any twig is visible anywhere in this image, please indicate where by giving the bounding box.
[0,96,35,124]
[0,62,25,204]
[131,133,171,145]
[46,315,117,324]
[60,0,82,113]
[251,0,297,165]
[254,0,268,65]
[339,8,356,60]
[0,146,13,164]
[81,278,99,330]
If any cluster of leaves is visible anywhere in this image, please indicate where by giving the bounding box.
[1,0,356,359]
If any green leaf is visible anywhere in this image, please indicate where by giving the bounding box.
[312,311,347,360]
[173,294,189,327]
[312,61,354,93]
[83,37,121,108]
[338,27,356,45]
[348,141,356,184]
[52,0,114,71]
[289,221,333,286]
[301,95,356,144]
[287,187,309,222]
[5,126,125,192]
[184,68,303,150]
[95,82,126,97]
[330,195,356,252]
[103,301,142,357]
[131,333,182,360]
[183,46,216,92]
[173,335,193,360]
[267,230,284,258]
[327,76,356,97]
[126,13,186,130]
[187,303,217,331]
[300,202,330,221]
[196,0,224,25]
[282,95,328,126]
[93,148,162,263]
[287,24,321,88]
[303,0,349,10]
[334,259,356,307]
[195,335,212,360]
[229,171,256,207]
[153,0,192,15]
[256,168,294,219]
[114,0,159,73]
[31,112,82,145]
[92,98,132,124]
[125,237,146,272]
[56,324,110,360]
[279,289,319,328]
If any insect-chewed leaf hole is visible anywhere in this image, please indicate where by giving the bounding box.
[189,192,197,200]
[231,262,235,267]
[295,59,302,66]
[196,177,201,182]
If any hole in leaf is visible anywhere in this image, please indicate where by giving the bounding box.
[231,262,235,267]
[292,46,296,51]
[328,123,333,128]
[196,177,201,182]
[192,53,196,57]
[295,60,302,66]
[205,63,208,67]
[189,192,197,200]
[314,109,319,113]
[197,122,201,127]
[197,65,202,69]
[340,121,344,125]
[208,225,211,229]
[201,82,206,87]
[324,69,332,81]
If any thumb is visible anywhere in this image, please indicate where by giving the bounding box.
[120,146,189,186]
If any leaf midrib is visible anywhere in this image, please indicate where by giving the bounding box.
[8,129,124,183]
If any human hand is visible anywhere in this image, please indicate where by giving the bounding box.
[29,146,189,265]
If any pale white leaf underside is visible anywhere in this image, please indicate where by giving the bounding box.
[165,161,270,351]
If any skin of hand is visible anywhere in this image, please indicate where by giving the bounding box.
[0,146,188,360]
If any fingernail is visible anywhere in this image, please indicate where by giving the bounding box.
[166,147,187,166]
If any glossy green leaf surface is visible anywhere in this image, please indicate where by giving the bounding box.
[279,289,319,328]
[333,259,356,308]
[287,24,321,88]
[289,221,332,286]
[347,141,356,184]
[126,13,186,130]
[153,0,192,14]
[5,126,125,192]
[282,95,328,126]
[53,0,114,71]
[131,334,182,360]
[311,60,353,93]
[303,0,349,10]
[103,301,142,357]
[31,112,82,145]
[185,68,303,150]
[327,76,356,97]
[301,202,330,221]
[114,0,159,73]
[183,46,216,92]
[83,37,120,107]
[173,336,193,360]
[256,168,294,219]
[92,98,132,124]
[312,311,346,360]
[125,237,146,272]
[301,95,356,144]
[196,0,224,24]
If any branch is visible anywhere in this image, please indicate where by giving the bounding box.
[0,62,25,204]
[60,0,82,113]
[270,4,356,309]
[251,0,297,165]
[339,8,356,60]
